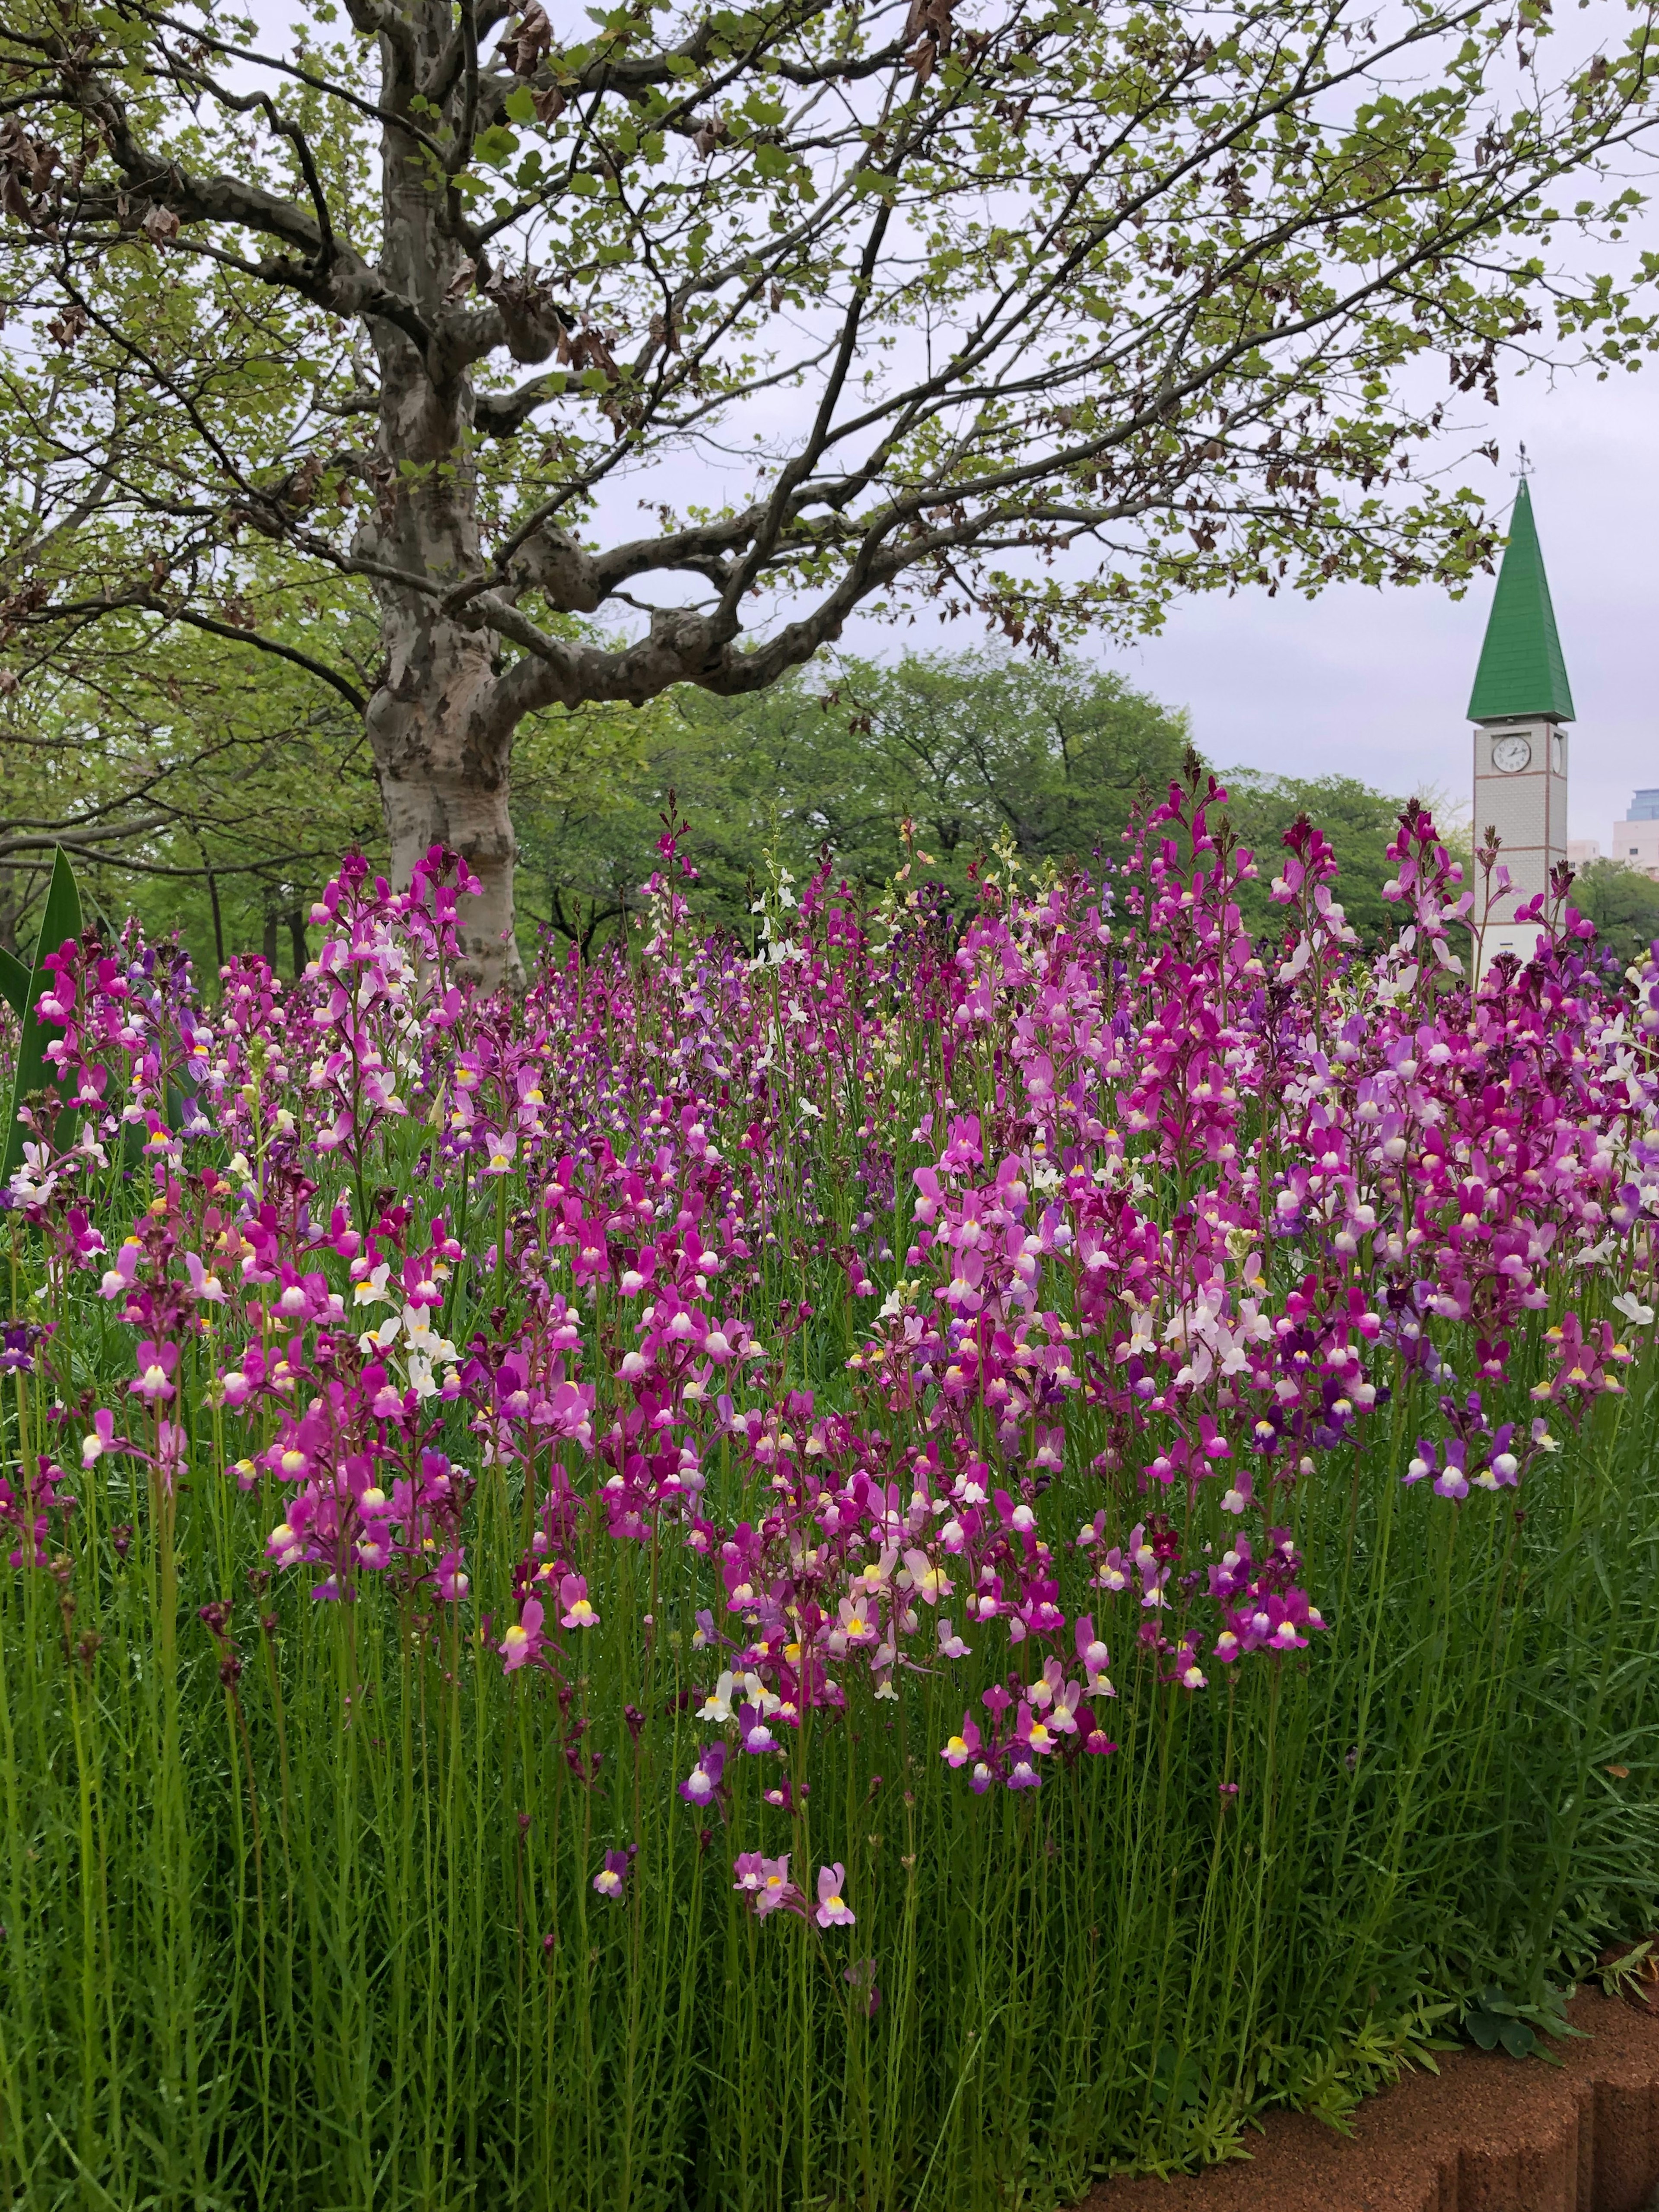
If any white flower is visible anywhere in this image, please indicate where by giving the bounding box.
[697,1670,737,1723]
[1612,1290,1656,1327]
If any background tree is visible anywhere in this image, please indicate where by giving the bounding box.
[1570,857,1659,967]
[514,648,1191,937]
[1213,769,1468,950]
[1,0,1654,979]
[0,558,382,958]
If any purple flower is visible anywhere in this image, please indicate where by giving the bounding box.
[736,1702,776,1755]
[679,1742,727,1805]
[1432,1439,1470,1501]
[592,1848,631,1900]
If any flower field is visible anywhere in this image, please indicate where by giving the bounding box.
[3,769,1659,2212]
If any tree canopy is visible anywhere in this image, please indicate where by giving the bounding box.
[516,648,1193,939]
[2,0,1655,976]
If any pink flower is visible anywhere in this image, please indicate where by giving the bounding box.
[433,1548,470,1603]
[559,1571,598,1629]
[129,1340,178,1404]
[815,1864,855,1929]
[499,1596,545,1673]
[940,1713,981,1769]
[80,1409,119,1468]
[733,1850,801,1917]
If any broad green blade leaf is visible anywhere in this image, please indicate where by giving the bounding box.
[0,944,27,1019]
[29,847,84,981]
[3,847,85,1182]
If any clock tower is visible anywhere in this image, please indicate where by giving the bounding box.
[1467,472,1575,970]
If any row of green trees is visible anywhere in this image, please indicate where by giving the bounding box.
[3,633,1452,968]
[515,650,1435,953]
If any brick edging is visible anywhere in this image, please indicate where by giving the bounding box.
[1084,1989,1659,2212]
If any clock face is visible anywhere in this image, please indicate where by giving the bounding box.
[1491,733,1532,774]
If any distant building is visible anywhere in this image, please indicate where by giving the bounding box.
[1468,475,1573,971]
[1612,797,1659,881]
[1568,838,1602,869]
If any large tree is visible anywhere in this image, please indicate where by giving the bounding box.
[0,0,1653,980]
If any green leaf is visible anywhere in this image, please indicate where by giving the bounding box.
[1497,2019,1538,2060]
[0,944,27,1020]
[3,846,84,1182]
[1465,2011,1501,2052]
[503,84,537,124]
[474,124,520,168]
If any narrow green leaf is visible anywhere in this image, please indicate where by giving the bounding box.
[3,846,84,1181]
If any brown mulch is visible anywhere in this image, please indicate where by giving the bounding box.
[1083,1983,1659,2212]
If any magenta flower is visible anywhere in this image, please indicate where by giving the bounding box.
[129,1339,178,1405]
[815,1864,855,1929]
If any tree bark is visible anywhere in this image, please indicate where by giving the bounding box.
[353,10,523,988]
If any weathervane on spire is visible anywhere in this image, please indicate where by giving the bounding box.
[1515,440,1533,480]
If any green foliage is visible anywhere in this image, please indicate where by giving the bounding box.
[0,570,381,969]
[516,650,1192,941]
[1571,860,1659,969]
[1216,772,1422,950]
[0,944,26,1018]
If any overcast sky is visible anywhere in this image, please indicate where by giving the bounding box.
[822,353,1651,847]
[1117,363,1654,848]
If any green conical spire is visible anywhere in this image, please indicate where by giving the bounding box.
[1466,477,1575,722]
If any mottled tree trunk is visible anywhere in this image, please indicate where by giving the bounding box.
[355,10,523,989]
[365,610,520,984]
